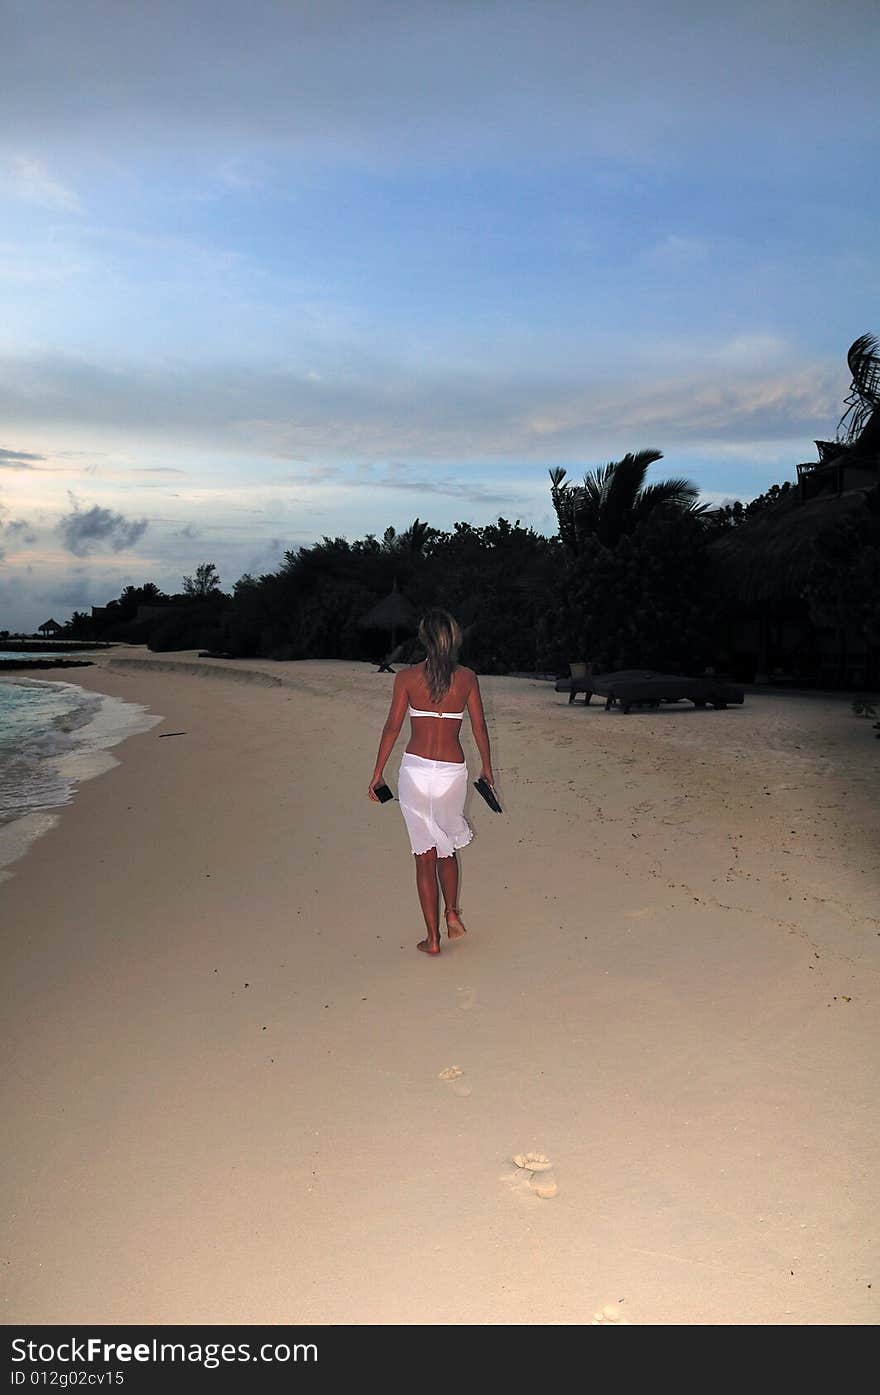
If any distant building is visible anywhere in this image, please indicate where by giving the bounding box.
[796,440,880,502]
[38,618,63,636]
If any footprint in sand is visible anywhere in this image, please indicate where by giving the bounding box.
[592,1304,630,1325]
[499,1152,558,1200]
[497,1167,536,1201]
[457,986,476,1011]
[438,1065,472,1097]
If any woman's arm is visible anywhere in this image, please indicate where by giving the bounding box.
[368,670,409,798]
[466,674,494,785]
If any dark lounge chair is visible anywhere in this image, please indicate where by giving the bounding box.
[555,661,593,703]
[374,639,424,673]
[555,667,744,713]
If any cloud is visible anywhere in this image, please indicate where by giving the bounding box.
[644,234,711,267]
[4,519,37,544]
[279,465,344,485]
[1,155,81,212]
[0,339,847,469]
[714,334,790,368]
[281,460,518,504]
[359,463,518,505]
[1,2,875,170]
[244,536,285,573]
[216,155,265,191]
[0,239,84,288]
[57,499,149,556]
[38,569,99,611]
[0,447,45,469]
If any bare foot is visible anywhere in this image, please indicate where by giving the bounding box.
[417,937,440,955]
[445,909,467,940]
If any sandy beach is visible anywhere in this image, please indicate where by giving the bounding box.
[2,649,878,1325]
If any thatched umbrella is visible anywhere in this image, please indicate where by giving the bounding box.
[358,581,418,657]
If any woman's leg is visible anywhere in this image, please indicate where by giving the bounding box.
[438,852,467,939]
[414,848,441,954]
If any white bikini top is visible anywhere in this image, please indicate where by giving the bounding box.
[408,704,465,719]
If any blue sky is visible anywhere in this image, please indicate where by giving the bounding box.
[1,0,878,630]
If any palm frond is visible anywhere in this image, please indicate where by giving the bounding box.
[580,464,609,501]
[603,450,662,514]
[848,333,880,401]
[591,450,660,543]
[548,446,705,552]
[634,478,700,513]
[635,479,700,507]
[838,333,880,443]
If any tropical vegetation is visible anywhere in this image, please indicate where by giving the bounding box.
[50,335,880,688]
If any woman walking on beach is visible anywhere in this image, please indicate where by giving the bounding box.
[368,608,494,956]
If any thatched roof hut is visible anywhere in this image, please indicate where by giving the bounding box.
[708,477,878,604]
[709,339,880,684]
[710,392,880,605]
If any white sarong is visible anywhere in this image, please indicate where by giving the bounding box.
[398,752,473,858]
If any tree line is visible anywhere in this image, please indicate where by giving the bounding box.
[56,454,877,679]
[49,335,880,682]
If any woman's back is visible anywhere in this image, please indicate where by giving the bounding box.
[404,662,473,762]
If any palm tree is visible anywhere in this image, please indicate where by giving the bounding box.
[66,610,92,636]
[549,450,707,556]
[381,517,432,556]
[399,517,432,556]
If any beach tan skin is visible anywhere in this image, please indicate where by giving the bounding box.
[369,662,494,955]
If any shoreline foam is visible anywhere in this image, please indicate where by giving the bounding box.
[0,676,162,881]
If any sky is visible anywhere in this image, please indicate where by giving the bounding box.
[1,0,878,631]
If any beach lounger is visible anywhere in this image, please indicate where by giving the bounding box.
[374,639,419,672]
[555,660,607,703]
[556,668,744,713]
[554,661,593,703]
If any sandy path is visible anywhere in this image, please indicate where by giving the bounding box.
[1,652,877,1324]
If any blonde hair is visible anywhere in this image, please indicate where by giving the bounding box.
[418,608,462,703]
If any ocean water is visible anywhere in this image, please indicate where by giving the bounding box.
[0,650,90,660]
[0,677,161,880]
